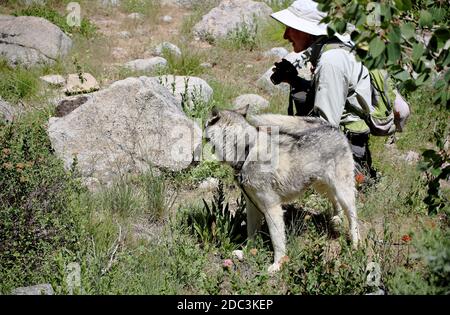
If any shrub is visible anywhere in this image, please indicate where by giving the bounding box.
[184,181,247,249]
[0,109,84,292]
[387,227,450,294]
[284,233,369,294]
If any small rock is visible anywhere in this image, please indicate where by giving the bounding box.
[128,12,144,20]
[198,177,219,190]
[365,288,386,295]
[263,47,289,59]
[40,74,66,87]
[65,73,100,95]
[100,0,121,6]
[245,64,253,68]
[200,62,212,68]
[11,284,54,295]
[403,151,420,164]
[233,94,269,114]
[112,47,127,59]
[117,31,131,39]
[124,57,167,72]
[153,42,182,57]
[162,15,173,23]
[232,250,244,261]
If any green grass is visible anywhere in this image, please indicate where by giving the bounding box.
[13,4,97,39]
[0,60,40,103]
[120,0,161,20]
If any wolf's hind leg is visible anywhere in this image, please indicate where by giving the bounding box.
[264,204,286,273]
[334,186,360,247]
[313,182,343,233]
[245,195,264,240]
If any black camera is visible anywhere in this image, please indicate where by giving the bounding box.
[270,58,298,85]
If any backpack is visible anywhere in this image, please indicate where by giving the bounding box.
[321,41,399,136]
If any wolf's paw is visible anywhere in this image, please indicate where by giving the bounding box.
[268,262,281,274]
[330,215,342,229]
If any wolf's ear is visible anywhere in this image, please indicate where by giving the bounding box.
[206,106,220,127]
[235,104,249,117]
[211,106,219,117]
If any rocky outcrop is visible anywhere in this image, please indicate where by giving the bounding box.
[47,77,202,188]
[0,15,72,67]
[193,0,272,41]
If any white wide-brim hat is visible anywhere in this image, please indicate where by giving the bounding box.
[271,0,328,36]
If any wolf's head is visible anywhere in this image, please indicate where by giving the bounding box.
[204,105,256,166]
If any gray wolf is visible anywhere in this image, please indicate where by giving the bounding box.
[205,106,360,273]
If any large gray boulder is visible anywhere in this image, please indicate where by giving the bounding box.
[0,15,72,67]
[47,77,202,188]
[155,75,213,108]
[193,0,272,41]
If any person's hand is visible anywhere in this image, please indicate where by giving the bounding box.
[270,59,298,85]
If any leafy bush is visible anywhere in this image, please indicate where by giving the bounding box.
[0,109,84,292]
[418,125,450,216]
[14,4,97,38]
[317,0,449,106]
[387,227,450,294]
[284,234,369,294]
[185,181,247,249]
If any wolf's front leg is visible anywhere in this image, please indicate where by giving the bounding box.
[264,204,286,273]
[245,195,264,240]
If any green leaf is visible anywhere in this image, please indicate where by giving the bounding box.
[401,23,416,40]
[393,70,410,81]
[395,0,412,11]
[419,10,433,28]
[369,37,385,58]
[431,167,442,177]
[388,25,402,44]
[412,43,426,62]
[387,43,401,62]
[434,27,450,44]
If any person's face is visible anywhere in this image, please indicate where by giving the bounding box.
[283,27,314,53]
